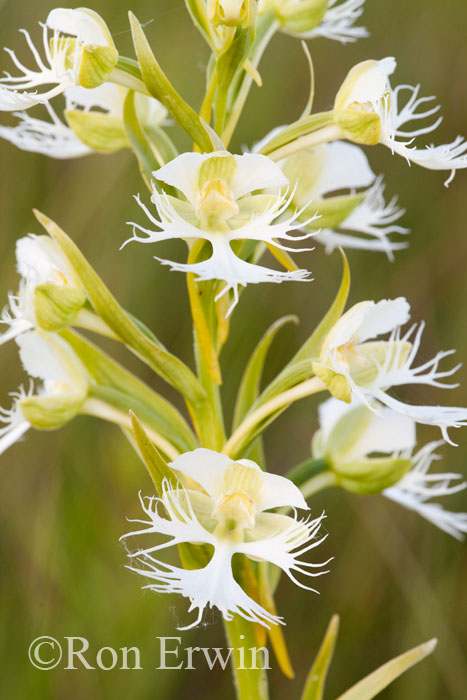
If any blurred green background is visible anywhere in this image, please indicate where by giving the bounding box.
[1,1,466,698]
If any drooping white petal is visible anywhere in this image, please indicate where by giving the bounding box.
[318,396,417,460]
[310,142,375,198]
[16,331,88,390]
[353,298,410,343]
[0,109,91,158]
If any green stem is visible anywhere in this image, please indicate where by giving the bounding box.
[224,618,269,700]
[301,471,337,499]
[82,397,180,461]
[223,376,326,457]
[287,456,329,487]
[267,124,343,162]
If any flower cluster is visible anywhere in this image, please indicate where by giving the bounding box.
[0,1,465,651]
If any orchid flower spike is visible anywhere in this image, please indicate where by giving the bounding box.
[0,234,85,345]
[335,57,467,185]
[126,151,315,315]
[281,141,409,258]
[258,0,368,44]
[315,396,467,538]
[312,297,467,443]
[0,331,89,456]
[122,449,330,629]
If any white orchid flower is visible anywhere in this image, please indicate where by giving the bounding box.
[282,142,409,257]
[385,442,467,540]
[0,330,89,455]
[126,151,315,315]
[0,234,84,345]
[0,8,116,112]
[316,396,467,538]
[335,57,467,185]
[313,297,467,443]
[258,0,368,44]
[122,448,329,629]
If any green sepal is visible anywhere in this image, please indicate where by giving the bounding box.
[301,614,340,700]
[34,283,86,332]
[334,109,381,146]
[128,12,214,153]
[33,210,207,408]
[20,392,86,430]
[279,0,327,35]
[78,44,119,88]
[65,110,129,153]
[298,193,365,230]
[334,457,412,495]
[312,362,351,403]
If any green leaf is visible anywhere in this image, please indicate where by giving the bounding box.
[215,26,255,133]
[129,12,214,152]
[129,412,177,493]
[60,329,197,452]
[333,639,437,700]
[123,90,160,187]
[233,315,298,429]
[301,615,340,700]
[293,249,350,362]
[254,250,349,408]
[66,110,129,153]
[34,210,206,408]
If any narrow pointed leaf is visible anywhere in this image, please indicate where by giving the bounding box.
[292,249,350,362]
[130,412,177,492]
[233,315,298,428]
[301,615,340,700]
[333,639,437,700]
[129,12,214,152]
[34,210,206,407]
[215,26,255,133]
[60,329,198,452]
[123,90,160,187]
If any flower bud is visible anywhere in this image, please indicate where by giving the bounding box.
[269,0,328,35]
[207,0,257,28]
[19,391,86,430]
[34,283,86,332]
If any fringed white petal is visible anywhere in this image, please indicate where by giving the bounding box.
[297,0,369,43]
[0,106,91,158]
[238,513,330,592]
[384,442,467,539]
[0,384,33,456]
